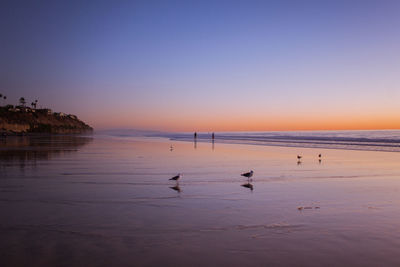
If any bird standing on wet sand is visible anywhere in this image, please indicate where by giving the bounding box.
[169,173,182,181]
[241,170,254,179]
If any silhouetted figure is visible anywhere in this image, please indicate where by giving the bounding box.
[212,132,215,140]
[297,155,302,160]
[170,145,174,151]
[297,160,302,165]
[194,132,197,139]
[169,173,182,181]
[170,184,181,192]
[319,159,322,164]
[241,182,254,191]
[318,154,321,158]
[241,170,254,180]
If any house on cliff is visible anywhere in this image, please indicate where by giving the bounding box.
[37,109,52,115]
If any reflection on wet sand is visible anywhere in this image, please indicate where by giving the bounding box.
[0,135,92,169]
[170,184,181,192]
[241,182,254,191]
[4,136,400,266]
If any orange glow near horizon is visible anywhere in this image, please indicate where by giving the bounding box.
[89,112,399,132]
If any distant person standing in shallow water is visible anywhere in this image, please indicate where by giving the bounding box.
[212,132,215,140]
[194,132,197,139]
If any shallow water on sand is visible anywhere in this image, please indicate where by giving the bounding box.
[2,135,400,266]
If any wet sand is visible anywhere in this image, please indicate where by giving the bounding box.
[2,135,400,266]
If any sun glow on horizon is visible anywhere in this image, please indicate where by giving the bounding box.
[91,111,400,132]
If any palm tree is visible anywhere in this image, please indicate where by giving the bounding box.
[19,97,26,107]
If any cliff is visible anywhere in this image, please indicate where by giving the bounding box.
[0,106,93,135]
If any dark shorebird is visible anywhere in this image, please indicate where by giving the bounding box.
[297,155,302,165]
[169,173,182,181]
[241,170,254,179]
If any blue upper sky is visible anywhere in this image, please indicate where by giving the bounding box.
[1,0,399,131]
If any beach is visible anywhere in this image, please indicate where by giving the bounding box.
[2,0,399,266]
[2,134,400,266]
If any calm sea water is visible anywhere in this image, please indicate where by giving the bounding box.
[2,132,400,266]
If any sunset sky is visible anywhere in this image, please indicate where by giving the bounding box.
[1,0,399,132]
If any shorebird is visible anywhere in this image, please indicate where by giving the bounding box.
[241,170,254,179]
[169,173,182,181]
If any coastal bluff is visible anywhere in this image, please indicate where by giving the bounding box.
[0,106,93,135]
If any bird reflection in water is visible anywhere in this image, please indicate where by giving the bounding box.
[170,184,181,193]
[241,182,254,191]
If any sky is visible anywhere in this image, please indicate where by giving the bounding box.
[0,0,399,132]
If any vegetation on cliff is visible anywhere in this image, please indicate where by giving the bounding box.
[0,96,92,135]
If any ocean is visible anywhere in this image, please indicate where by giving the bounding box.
[161,129,400,152]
